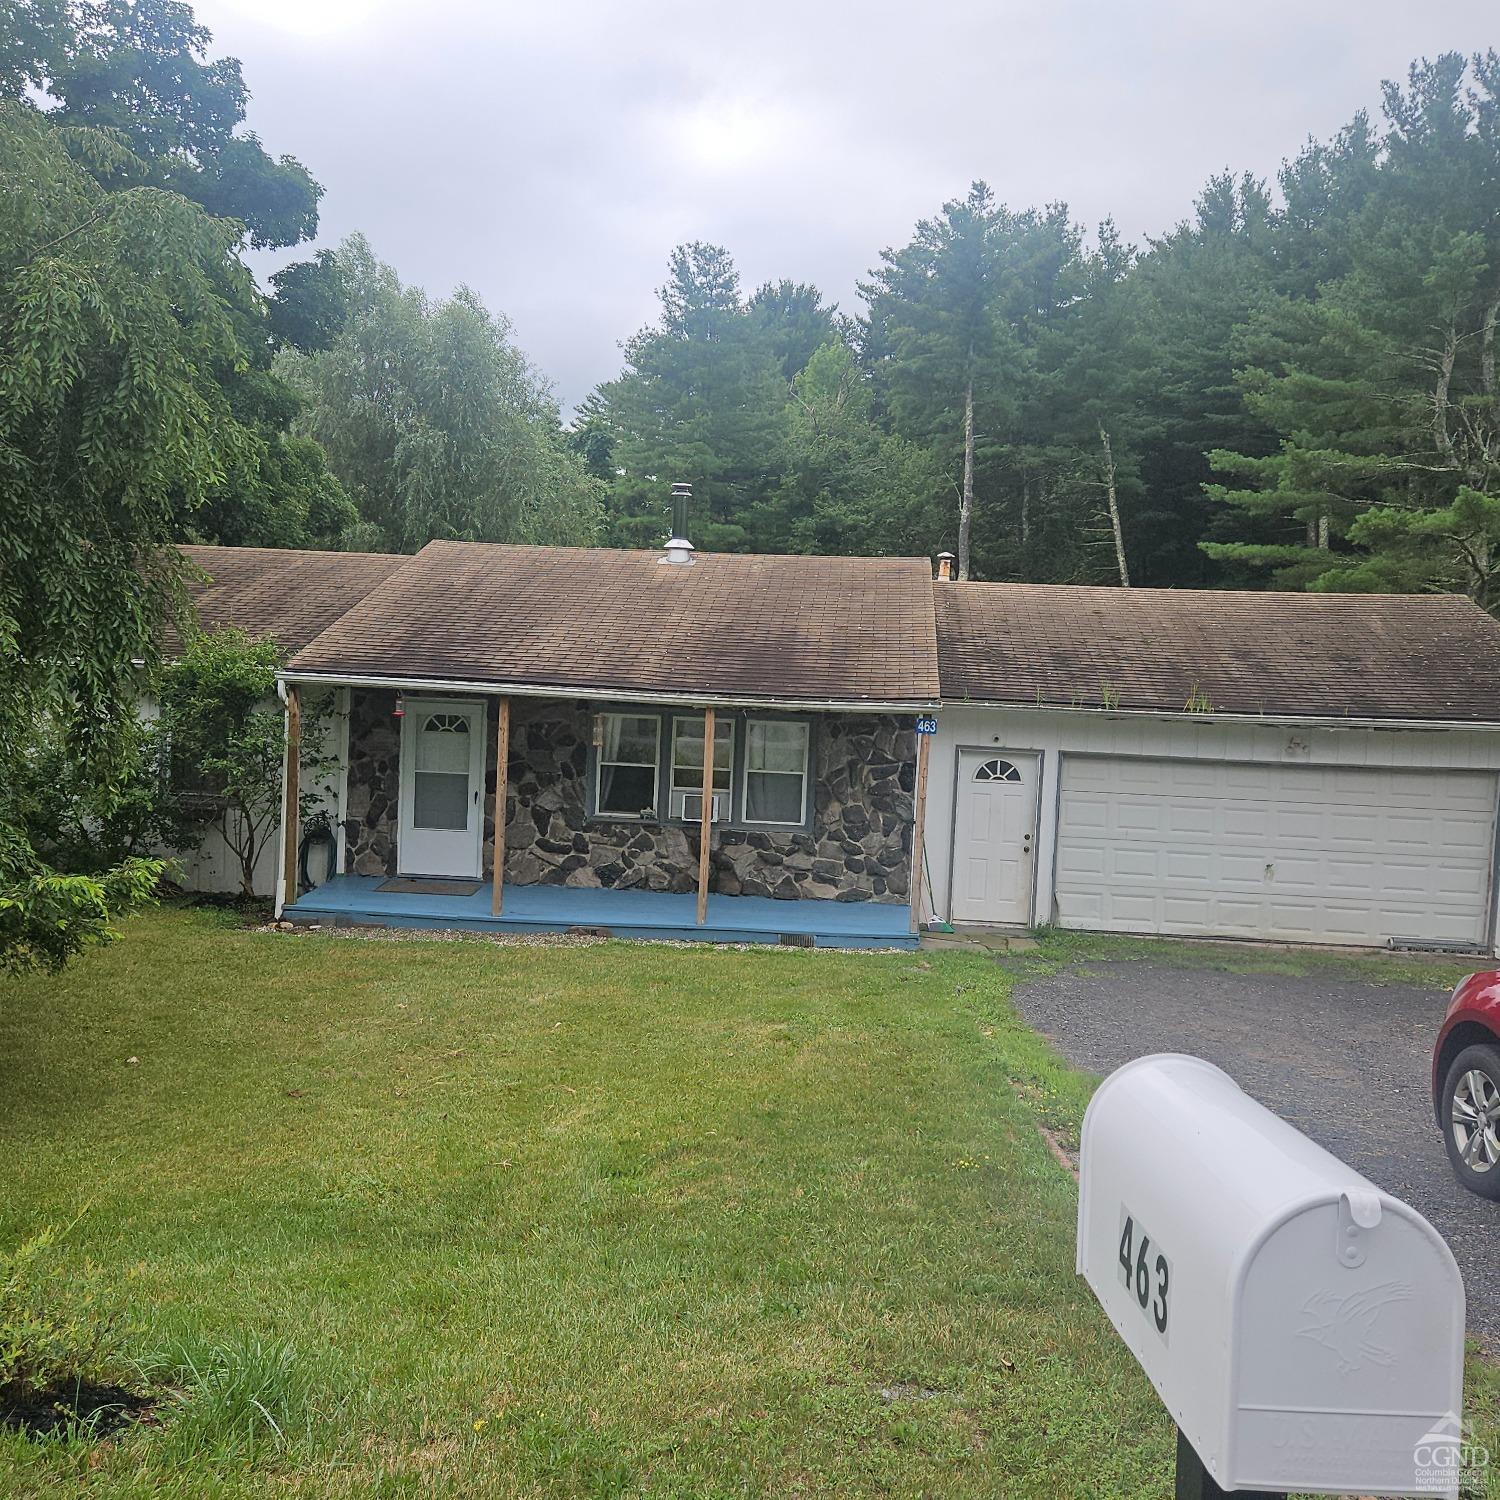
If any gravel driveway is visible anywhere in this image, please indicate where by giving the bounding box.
[1014,958,1499,1348]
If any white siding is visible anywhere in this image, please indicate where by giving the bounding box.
[141,687,344,900]
[923,706,1500,953]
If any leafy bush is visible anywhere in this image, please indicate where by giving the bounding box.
[0,1228,128,1411]
[158,627,336,899]
[0,830,160,975]
[0,705,168,975]
[13,714,185,876]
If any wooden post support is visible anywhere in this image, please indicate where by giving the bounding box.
[1174,1428,1284,1500]
[492,695,510,916]
[908,728,931,934]
[696,706,715,925]
[282,685,301,909]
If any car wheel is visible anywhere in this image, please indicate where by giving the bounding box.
[1442,1043,1500,1200]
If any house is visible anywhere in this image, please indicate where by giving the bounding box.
[927,581,1500,952]
[219,533,939,949]
[170,529,1500,955]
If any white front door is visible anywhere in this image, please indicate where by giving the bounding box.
[398,698,486,877]
[951,749,1040,925]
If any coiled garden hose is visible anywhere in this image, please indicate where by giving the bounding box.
[297,812,338,893]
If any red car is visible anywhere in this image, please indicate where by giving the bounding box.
[1433,970,1500,1200]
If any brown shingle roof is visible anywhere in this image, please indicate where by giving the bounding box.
[935,582,1500,723]
[288,540,940,706]
[170,545,408,657]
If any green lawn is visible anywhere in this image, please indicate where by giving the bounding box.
[0,908,1493,1498]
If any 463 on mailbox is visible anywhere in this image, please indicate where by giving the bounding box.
[1116,1207,1169,1338]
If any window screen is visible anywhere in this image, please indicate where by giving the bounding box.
[412,713,471,829]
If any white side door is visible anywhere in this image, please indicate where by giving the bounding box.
[950,749,1041,925]
[398,698,486,877]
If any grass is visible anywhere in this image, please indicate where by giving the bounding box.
[0,907,1493,1497]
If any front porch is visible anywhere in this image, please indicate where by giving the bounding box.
[286,873,918,949]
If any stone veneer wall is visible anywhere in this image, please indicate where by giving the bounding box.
[343,690,915,903]
[343,689,402,878]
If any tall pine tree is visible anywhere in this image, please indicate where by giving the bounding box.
[1204,53,1500,606]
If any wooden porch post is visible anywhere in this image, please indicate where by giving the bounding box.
[696,706,715,924]
[908,728,931,935]
[282,685,301,909]
[492,695,510,916]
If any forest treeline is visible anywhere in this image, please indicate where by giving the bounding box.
[580,52,1500,605]
[5,4,1500,619]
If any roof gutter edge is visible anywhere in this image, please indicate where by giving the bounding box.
[944,698,1500,733]
[277,669,940,715]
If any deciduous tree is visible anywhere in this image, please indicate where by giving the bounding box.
[772,341,945,556]
[0,102,261,967]
[279,235,603,552]
[6,0,320,248]
[158,628,335,899]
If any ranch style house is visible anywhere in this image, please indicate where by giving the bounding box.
[168,525,1500,956]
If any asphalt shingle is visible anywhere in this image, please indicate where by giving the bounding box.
[172,545,407,657]
[288,540,941,707]
[934,581,1500,722]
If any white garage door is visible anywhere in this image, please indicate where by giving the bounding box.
[1055,757,1496,947]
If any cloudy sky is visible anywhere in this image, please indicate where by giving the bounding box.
[195,0,1496,411]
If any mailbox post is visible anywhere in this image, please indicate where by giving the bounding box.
[1174,1428,1284,1500]
[1077,1054,1466,1500]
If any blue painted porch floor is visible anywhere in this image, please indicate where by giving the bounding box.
[287,873,917,950]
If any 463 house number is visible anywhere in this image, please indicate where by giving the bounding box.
[1117,1206,1171,1340]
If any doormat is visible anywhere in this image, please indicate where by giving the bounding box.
[376,877,484,897]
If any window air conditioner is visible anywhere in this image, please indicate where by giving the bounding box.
[680,792,724,823]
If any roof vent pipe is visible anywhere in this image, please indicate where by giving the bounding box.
[935,552,955,581]
[661,481,695,566]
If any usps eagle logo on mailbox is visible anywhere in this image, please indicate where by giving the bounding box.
[1294,1280,1413,1374]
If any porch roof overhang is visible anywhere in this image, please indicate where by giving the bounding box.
[276,668,941,716]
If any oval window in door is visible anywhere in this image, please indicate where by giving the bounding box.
[974,758,1022,783]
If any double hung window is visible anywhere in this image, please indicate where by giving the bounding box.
[595,713,661,817]
[742,719,810,826]
[668,715,734,820]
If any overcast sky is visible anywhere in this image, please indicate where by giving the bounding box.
[194,0,1497,412]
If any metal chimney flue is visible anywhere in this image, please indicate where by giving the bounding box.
[661,481,695,566]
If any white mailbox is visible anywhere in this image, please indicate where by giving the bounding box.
[1077,1054,1466,1498]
